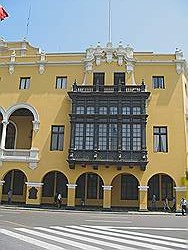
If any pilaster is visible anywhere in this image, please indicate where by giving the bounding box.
[174,186,187,212]
[138,186,149,211]
[66,184,77,208]
[102,185,112,209]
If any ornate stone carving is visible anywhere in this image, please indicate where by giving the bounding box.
[28,187,38,199]
[175,48,184,74]
[84,41,135,73]
[38,50,46,74]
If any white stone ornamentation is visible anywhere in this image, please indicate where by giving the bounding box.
[84,41,135,73]
[102,185,113,191]
[138,186,149,191]
[66,184,77,189]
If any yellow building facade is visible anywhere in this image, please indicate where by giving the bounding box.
[0,39,187,211]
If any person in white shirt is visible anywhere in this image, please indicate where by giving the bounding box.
[57,193,62,208]
[180,197,187,216]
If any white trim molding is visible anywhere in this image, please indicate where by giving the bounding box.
[0,180,5,186]
[102,185,113,191]
[25,182,44,188]
[66,184,77,189]
[174,186,187,192]
[138,186,149,191]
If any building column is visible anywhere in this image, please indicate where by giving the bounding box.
[0,181,5,203]
[25,182,44,206]
[174,186,187,212]
[138,185,149,211]
[0,120,9,149]
[102,185,112,209]
[66,184,77,208]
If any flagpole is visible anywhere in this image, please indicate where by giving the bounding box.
[24,5,31,40]
[108,0,112,43]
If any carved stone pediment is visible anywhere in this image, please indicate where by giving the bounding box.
[84,41,135,73]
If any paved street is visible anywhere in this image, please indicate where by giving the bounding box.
[0,206,187,250]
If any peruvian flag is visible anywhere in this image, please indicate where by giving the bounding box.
[0,5,8,21]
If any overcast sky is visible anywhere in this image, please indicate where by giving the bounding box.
[1,0,188,59]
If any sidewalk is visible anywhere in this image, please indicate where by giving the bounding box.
[0,204,181,215]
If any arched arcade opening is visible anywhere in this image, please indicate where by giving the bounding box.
[2,169,27,203]
[76,173,104,207]
[41,171,68,205]
[111,173,139,209]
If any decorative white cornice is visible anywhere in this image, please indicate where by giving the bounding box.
[102,185,113,191]
[66,184,77,189]
[84,42,135,73]
[138,186,149,191]
[25,182,43,187]
[174,186,187,192]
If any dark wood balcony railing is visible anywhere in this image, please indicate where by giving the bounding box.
[72,82,146,93]
[67,149,148,171]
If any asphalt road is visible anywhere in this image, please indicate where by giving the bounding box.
[0,206,187,250]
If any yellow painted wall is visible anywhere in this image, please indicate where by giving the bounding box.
[0,41,187,206]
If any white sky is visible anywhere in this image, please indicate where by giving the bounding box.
[1,0,188,59]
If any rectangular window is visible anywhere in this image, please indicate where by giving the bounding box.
[110,107,118,115]
[122,106,131,115]
[99,107,107,114]
[86,106,95,114]
[85,124,94,149]
[93,72,105,91]
[76,106,85,114]
[122,124,131,150]
[74,123,84,149]
[50,126,64,151]
[152,76,165,89]
[19,77,30,89]
[114,72,125,85]
[153,126,168,152]
[109,124,118,150]
[133,107,141,115]
[56,76,67,89]
[98,124,107,150]
[133,124,141,150]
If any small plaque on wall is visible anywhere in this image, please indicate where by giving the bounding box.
[28,187,38,199]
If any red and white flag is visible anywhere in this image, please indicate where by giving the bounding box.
[0,5,8,21]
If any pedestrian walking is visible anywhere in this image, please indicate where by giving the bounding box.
[7,189,12,204]
[163,196,170,212]
[57,193,62,208]
[151,194,157,211]
[180,197,187,216]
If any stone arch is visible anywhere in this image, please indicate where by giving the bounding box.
[6,103,40,131]
[2,169,27,204]
[147,173,176,208]
[5,120,17,149]
[111,173,140,208]
[75,172,104,207]
[41,171,68,205]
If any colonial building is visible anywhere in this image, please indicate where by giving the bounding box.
[0,39,187,210]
